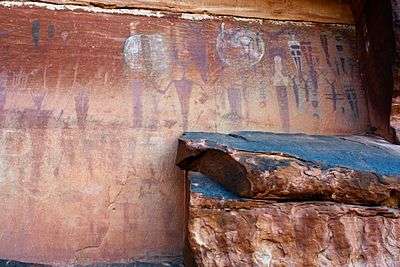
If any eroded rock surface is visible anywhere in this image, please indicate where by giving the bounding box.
[392,0,400,142]
[177,132,400,207]
[186,172,400,267]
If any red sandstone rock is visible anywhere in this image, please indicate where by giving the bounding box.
[186,172,400,267]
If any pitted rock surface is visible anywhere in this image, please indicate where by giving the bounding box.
[186,172,400,267]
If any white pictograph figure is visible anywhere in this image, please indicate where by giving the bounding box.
[123,22,169,74]
[288,35,307,112]
[123,22,169,129]
[216,23,265,68]
[214,23,265,128]
[288,35,302,74]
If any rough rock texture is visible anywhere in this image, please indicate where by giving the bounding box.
[186,172,400,267]
[177,132,400,207]
[13,0,355,24]
[351,0,395,141]
[353,0,400,143]
[0,258,183,267]
[392,0,400,142]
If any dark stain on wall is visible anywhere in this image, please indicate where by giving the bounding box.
[32,19,40,48]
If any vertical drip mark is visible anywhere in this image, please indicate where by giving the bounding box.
[259,84,267,108]
[335,59,341,76]
[320,34,331,67]
[302,41,320,118]
[32,19,40,48]
[345,85,359,119]
[325,79,344,112]
[56,67,63,90]
[72,62,79,88]
[175,79,193,131]
[348,58,357,78]
[0,73,7,128]
[336,44,347,74]
[75,89,93,178]
[141,35,153,73]
[189,26,208,83]
[292,77,306,112]
[227,85,242,123]
[43,65,48,90]
[32,92,45,110]
[22,93,52,186]
[276,86,290,132]
[75,89,89,130]
[335,36,346,77]
[47,23,55,40]
[0,73,7,111]
[132,79,143,128]
[273,55,290,132]
[340,57,347,74]
[292,77,300,109]
[122,202,130,255]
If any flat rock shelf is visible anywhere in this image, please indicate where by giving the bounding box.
[177,132,400,207]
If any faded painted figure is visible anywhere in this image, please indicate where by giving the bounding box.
[159,26,212,131]
[326,35,361,120]
[123,22,170,129]
[288,36,307,112]
[217,23,265,68]
[302,41,320,118]
[74,89,89,130]
[273,55,290,132]
[161,64,211,131]
[216,23,266,129]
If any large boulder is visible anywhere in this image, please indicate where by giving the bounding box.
[186,172,400,267]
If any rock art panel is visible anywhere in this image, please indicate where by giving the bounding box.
[0,4,372,265]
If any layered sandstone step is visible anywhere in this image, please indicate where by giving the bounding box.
[186,172,400,266]
[177,132,400,207]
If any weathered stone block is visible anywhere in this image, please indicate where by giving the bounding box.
[186,172,400,267]
[177,132,400,207]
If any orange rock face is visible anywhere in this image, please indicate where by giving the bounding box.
[187,173,400,267]
[0,1,383,265]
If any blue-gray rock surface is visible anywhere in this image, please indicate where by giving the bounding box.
[177,132,400,207]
